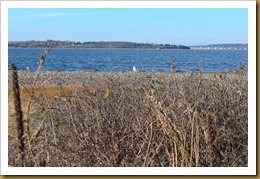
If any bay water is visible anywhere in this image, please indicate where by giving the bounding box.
[8,48,248,72]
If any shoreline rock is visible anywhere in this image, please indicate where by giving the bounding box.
[8,70,247,86]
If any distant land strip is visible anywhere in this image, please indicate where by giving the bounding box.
[190,43,248,50]
[8,40,190,49]
[8,40,248,50]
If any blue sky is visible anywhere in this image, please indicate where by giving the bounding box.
[8,8,248,45]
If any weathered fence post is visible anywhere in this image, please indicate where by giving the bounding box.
[171,56,175,72]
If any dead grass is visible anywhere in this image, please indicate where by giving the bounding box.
[8,71,248,167]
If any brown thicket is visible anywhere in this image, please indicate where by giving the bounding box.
[8,47,248,167]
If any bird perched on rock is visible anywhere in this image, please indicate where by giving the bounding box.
[133,66,136,72]
[26,67,32,72]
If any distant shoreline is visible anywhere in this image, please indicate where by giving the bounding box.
[8,47,190,50]
[8,47,248,51]
[8,40,190,49]
[8,40,248,50]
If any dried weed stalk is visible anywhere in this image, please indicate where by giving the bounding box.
[11,63,25,167]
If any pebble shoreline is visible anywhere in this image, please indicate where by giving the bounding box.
[8,70,245,86]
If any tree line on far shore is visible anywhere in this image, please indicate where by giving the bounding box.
[8,40,190,49]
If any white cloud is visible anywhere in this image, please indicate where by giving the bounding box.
[9,12,96,18]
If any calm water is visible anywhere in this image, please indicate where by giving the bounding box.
[8,48,248,72]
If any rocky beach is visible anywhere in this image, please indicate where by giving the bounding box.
[9,70,245,86]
